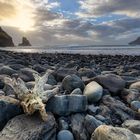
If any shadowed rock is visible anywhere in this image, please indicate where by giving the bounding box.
[18,37,31,46]
[0,27,14,47]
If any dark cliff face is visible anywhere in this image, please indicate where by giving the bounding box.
[18,37,31,46]
[129,37,140,45]
[0,27,14,47]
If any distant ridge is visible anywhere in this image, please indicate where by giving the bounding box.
[129,37,140,45]
[0,27,14,47]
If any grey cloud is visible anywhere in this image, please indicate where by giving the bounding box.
[77,0,140,18]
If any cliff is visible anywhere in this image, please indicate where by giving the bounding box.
[0,27,14,47]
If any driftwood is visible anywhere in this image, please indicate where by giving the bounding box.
[4,70,59,121]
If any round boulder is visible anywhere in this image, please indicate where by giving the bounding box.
[62,74,85,92]
[84,81,103,103]
[57,130,74,140]
[94,74,126,95]
[91,125,138,140]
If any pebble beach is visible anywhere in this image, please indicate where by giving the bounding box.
[0,50,140,140]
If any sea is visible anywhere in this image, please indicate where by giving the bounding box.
[0,45,140,55]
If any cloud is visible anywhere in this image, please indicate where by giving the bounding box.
[0,1,16,20]
[76,0,140,18]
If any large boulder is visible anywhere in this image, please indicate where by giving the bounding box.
[0,27,14,47]
[122,120,140,134]
[62,74,85,92]
[46,95,87,116]
[94,74,126,95]
[0,96,22,130]
[91,125,138,140]
[84,81,103,103]
[18,37,31,46]
[130,81,140,91]
[0,113,56,140]
[57,130,74,140]
[0,66,17,76]
[70,113,89,140]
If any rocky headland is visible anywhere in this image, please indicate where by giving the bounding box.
[0,27,14,47]
[0,51,139,140]
[18,37,31,46]
[129,37,140,45]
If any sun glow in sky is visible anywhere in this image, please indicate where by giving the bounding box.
[0,0,35,32]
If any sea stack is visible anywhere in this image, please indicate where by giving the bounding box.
[129,37,140,45]
[0,27,14,47]
[18,37,31,46]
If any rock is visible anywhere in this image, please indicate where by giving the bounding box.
[131,101,140,111]
[102,95,135,124]
[54,68,78,82]
[122,89,140,104]
[78,68,96,78]
[84,115,103,134]
[87,105,100,115]
[0,27,14,47]
[129,37,140,45]
[32,64,46,73]
[0,90,5,95]
[94,74,126,95]
[19,67,38,82]
[71,88,83,95]
[46,95,87,116]
[3,83,15,96]
[58,117,69,130]
[95,115,109,124]
[57,130,74,140]
[84,81,103,103]
[47,74,57,85]
[18,37,31,46]
[122,120,140,134]
[0,96,22,130]
[0,113,56,140]
[91,125,138,140]
[71,113,89,140]
[0,66,17,76]
[130,81,140,91]
[62,74,85,92]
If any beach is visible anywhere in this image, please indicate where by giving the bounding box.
[0,50,140,139]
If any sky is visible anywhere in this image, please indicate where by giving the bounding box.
[0,0,140,46]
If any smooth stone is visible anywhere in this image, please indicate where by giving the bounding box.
[0,90,5,95]
[84,81,103,103]
[57,130,74,140]
[94,74,126,95]
[130,81,140,91]
[62,74,85,92]
[71,88,83,95]
[121,89,140,104]
[131,101,140,111]
[78,68,96,78]
[84,114,103,134]
[0,66,17,76]
[71,113,89,140]
[58,117,69,130]
[122,120,140,134]
[19,67,38,82]
[47,74,57,85]
[32,64,46,73]
[0,114,56,140]
[54,68,78,82]
[0,96,22,130]
[46,95,87,116]
[91,125,138,140]
[87,105,100,115]
[95,115,108,123]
